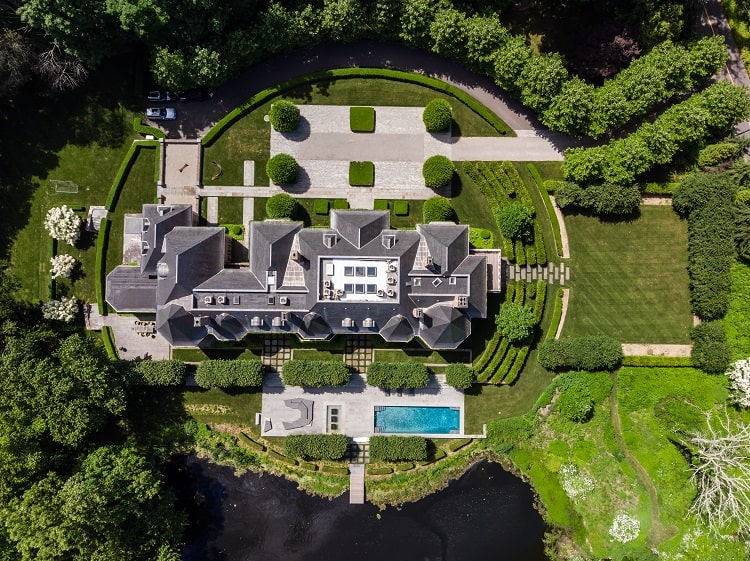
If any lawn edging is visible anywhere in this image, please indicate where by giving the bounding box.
[95,217,111,315]
[101,325,119,360]
[133,117,166,139]
[202,67,514,146]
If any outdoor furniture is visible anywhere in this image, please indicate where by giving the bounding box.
[283,398,314,429]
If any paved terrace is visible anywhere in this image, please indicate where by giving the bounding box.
[260,371,467,438]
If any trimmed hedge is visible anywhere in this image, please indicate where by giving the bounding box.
[445,363,474,389]
[320,465,349,475]
[131,359,187,386]
[268,100,300,132]
[313,199,329,215]
[368,466,394,475]
[100,325,118,360]
[266,193,298,219]
[448,438,472,452]
[423,98,453,132]
[282,360,351,387]
[333,199,349,210]
[690,321,732,374]
[495,302,537,343]
[283,434,348,460]
[349,161,374,186]
[268,449,297,465]
[621,355,693,367]
[238,432,265,452]
[393,201,409,216]
[95,217,111,315]
[370,436,427,461]
[555,182,641,215]
[422,155,454,188]
[366,362,429,389]
[497,203,533,240]
[698,142,741,168]
[201,67,513,147]
[133,117,166,139]
[194,359,264,388]
[350,106,375,132]
[374,200,389,211]
[266,153,298,185]
[423,196,456,223]
[537,335,623,371]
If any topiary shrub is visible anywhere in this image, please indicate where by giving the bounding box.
[422,155,454,188]
[283,434,348,460]
[445,363,474,389]
[422,196,457,223]
[268,100,300,132]
[282,360,351,387]
[537,336,623,371]
[393,201,409,216]
[366,362,429,389]
[690,321,732,374]
[313,199,329,215]
[370,435,427,461]
[423,99,452,132]
[698,142,741,168]
[349,161,374,186]
[130,359,187,386]
[495,302,537,343]
[194,359,264,388]
[265,193,298,219]
[497,203,534,240]
[350,106,375,132]
[266,154,298,185]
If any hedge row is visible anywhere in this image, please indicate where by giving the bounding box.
[366,362,429,389]
[283,434,348,460]
[202,67,513,146]
[621,355,693,367]
[238,432,265,452]
[130,359,187,386]
[546,289,565,340]
[538,336,623,371]
[690,321,732,374]
[444,363,474,389]
[100,325,118,360]
[555,182,642,216]
[563,82,750,186]
[281,360,350,387]
[132,117,166,139]
[369,436,427,462]
[194,359,264,388]
[105,141,159,212]
[673,173,736,320]
[95,217,111,315]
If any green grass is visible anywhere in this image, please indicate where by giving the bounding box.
[563,206,693,343]
[372,348,471,365]
[452,166,501,245]
[725,260,750,359]
[182,387,263,431]
[253,196,332,227]
[217,197,245,224]
[203,77,505,187]
[348,161,374,186]
[171,347,263,362]
[291,348,344,361]
[521,162,562,259]
[350,106,375,132]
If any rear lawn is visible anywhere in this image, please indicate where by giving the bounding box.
[217,196,245,224]
[203,77,509,187]
[562,206,693,343]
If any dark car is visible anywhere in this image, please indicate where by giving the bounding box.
[176,87,208,102]
[147,90,174,102]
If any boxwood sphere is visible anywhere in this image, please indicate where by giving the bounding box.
[422,155,454,188]
[423,196,457,223]
[268,100,300,132]
[423,99,452,132]
[266,193,298,219]
[266,153,299,185]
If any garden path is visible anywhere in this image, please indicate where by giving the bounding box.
[621,344,692,357]
[503,260,570,286]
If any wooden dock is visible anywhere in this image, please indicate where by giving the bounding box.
[349,464,365,504]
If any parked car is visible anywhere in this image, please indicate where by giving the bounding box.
[145,107,177,121]
[147,90,173,102]
[176,87,207,102]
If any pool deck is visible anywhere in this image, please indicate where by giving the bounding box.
[260,371,467,438]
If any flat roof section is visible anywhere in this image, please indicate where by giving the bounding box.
[320,257,398,302]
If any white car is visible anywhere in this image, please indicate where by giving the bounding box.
[146,107,176,121]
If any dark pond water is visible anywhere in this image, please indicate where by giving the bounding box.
[170,457,548,561]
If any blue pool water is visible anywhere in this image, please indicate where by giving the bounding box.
[374,406,460,434]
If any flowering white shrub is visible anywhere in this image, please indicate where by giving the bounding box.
[43,205,81,245]
[559,463,595,503]
[49,254,76,279]
[41,296,78,322]
[727,359,750,408]
[608,513,640,543]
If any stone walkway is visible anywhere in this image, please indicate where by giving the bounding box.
[344,335,374,373]
[263,334,291,371]
[504,260,570,285]
[621,344,692,357]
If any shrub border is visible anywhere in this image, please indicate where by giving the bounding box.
[95,217,111,316]
[133,117,166,139]
[202,68,514,146]
[101,325,119,360]
[105,141,159,212]
[527,163,563,257]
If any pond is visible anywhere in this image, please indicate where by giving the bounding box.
[170,457,549,561]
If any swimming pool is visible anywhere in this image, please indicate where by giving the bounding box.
[374,406,460,434]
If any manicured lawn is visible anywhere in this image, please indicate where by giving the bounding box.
[350,106,375,132]
[182,387,263,431]
[203,77,507,187]
[348,161,374,186]
[563,206,693,343]
[253,196,334,227]
[724,260,750,359]
[217,196,245,224]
